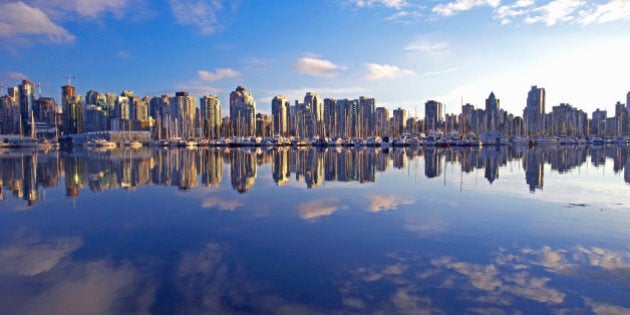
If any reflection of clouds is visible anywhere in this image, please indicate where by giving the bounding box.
[345,244,630,312]
[389,287,437,315]
[176,243,240,314]
[175,243,327,315]
[0,259,153,315]
[357,263,407,282]
[366,195,414,213]
[296,199,347,220]
[21,261,151,315]
[497,245,630,272]
[404,218,447,236]
[584,297,630,315]
[201,197,244,211]
[0,233,82,276]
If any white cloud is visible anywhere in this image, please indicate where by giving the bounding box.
[260,86,368,104]
[292,57,348,77]
[5,72,29,80]
[422,67,459,76]
[346,0,408,9]
[172,83,222,96]
[26,0,139,20]
[495,0,535,24]
[524,0,586,26]
[385,11,409,20]
[405,39,450,56]
[432,0,501,16]
[168,0,228,34]
[0,2,75,45]
[198,68,240,81]
[364,63,415,80]
[35,0,133,19]
[115,50,131,59]
[579,0,630,25]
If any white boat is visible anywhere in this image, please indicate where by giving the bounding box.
[84,138,117,149]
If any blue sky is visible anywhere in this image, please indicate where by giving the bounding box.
[1,0,629,118]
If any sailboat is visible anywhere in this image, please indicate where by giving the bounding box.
[9,111,52,149]
[122,119,143,149]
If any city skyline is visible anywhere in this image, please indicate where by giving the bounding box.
[4,77,630,140]
[1,0,629,117]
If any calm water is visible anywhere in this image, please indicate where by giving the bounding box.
[1,146,629,314]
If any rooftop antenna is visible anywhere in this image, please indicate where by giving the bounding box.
[65,75,76,86]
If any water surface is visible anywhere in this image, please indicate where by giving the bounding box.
[1,146,629,314]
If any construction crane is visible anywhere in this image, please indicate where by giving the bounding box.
[35,82,50,98]
[65,75,76,86]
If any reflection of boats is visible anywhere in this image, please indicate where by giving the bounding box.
[366,136,382,147]
[613,136,630,145]
[509,136,530,146]
[480,132,506,146]
[589,136,604,145]
[534,136,559,146]
[84,138,117,149]
[123,141,143,149]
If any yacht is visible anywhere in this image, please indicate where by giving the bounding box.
[84,138,117,149]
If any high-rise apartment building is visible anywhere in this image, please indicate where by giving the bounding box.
[485,92,500,132]
[335,99,359,138]
[460,103,474,133]
[229,86,256,137]
[424,100,443,133]
[170,91,196,138]
[200,95,221,138]
[323,98,336,138]
[61,84,83,134]
[524,85,545,136]
[375,107,390,137]
[358,96,375,138]
[18,80,35,135]
[392,107,407,137]
[272,95,289,137]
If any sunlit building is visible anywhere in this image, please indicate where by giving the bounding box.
[272,95,289,137]
[201,95,221,139]
[230,86,256,137]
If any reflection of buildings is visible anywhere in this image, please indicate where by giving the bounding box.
[64,155,85,198]
[201,149,223,187]
[481,147,505,184]
[230,149,257,193]
[523,148,544,192]
[4,146,630,206]
[272,148,290,186]
[424,148,441,178]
